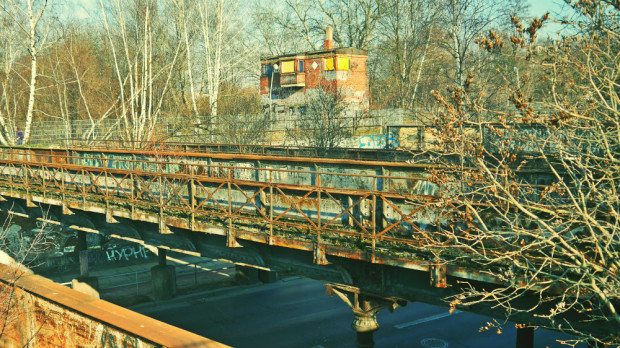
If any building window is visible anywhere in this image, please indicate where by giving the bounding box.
[325,58,334,71]
[337,57,350,70]
[281,60,295,74]
[298,60,304,73]
[262,64,273,76]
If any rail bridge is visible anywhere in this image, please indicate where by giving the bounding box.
[0,142,612,347]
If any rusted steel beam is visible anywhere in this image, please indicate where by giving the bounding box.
[4,144,432,169]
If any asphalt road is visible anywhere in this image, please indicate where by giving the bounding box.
[133,277,586,348]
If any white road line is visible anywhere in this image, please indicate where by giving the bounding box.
[395,311,460,329]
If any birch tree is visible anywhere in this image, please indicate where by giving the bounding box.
[0,0,48,145]
[99,0,181,143]
[437,0,509,88]
[378,0,441,109]
[178,0,248,124]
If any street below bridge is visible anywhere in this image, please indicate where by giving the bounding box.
[132,277,584,348]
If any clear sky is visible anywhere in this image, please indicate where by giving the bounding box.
[62,0,97,20]
[528,0,567,16]
[527,0,572,37]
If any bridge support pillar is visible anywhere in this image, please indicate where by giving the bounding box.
[515,325,534,348]
[352,309,379,348]
[235,265,259,285]
[258,269,279,284]
[72,231,100,299]
[325,284,406,348]
[151,248,176,301]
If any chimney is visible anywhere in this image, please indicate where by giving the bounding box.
[323,27,334,50]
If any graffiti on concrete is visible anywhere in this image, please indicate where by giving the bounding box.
[101,325,139,348]
[358,133,399,149]
[105,245,149,262]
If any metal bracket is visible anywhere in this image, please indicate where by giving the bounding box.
[62,203,74,215]
[313,243,329,265]
[105,209,118,224]
[159,218,172,234]
[430,261,447,288]
[226,230,242,248]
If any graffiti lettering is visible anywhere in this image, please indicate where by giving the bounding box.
[358,133,399,149]
[79,153,180,173]
[101,326,139,348]
[105,246,149,262]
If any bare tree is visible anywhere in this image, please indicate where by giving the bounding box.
[287,85,350,150]
[256,0,387,53]
[0,213,53,342]
[176,0,250,128]
[377,0,441,109]
[413,2,619,345]
[437,0,512,88]
[98,0,182,143]
[0,0,49,145]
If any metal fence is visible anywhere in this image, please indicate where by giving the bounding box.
[29,119,122,145]
[25,111,403,147]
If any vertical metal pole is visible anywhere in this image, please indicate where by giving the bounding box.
[77,231,88,278]
[81,168,86,209]
[189,165,196,230]
[158,248,167,266]
[371,177,377,263]
[269,170,273,245]
[316,164,321,249]
[380,167,387,230]
[159,163,165,232]
[227,167,233,247]
[104,157,110,217]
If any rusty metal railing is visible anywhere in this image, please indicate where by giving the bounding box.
[53,139,411,162]
[0,146,442,267]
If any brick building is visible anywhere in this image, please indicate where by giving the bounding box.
[260,28,369,115]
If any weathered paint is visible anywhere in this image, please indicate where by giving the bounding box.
[0,265,228,347]
[0,145,451,275]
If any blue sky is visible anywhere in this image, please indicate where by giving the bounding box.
[527,0,572,37]
[62,0,97,19]
[528,0,566,16]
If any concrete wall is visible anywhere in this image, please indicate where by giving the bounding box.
[0,264,227,348]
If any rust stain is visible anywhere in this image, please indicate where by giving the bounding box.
[0,265,229,348]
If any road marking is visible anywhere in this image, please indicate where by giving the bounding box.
[421,337,449,348]
[395,311,460,329]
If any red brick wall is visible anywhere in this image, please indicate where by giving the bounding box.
[260,54,369,112]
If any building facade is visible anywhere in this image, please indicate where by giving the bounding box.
[260,28,369,116]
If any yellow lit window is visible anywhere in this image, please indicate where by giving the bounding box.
[325,58,334,71]
[337,57,350,70]
[281,60,295,73]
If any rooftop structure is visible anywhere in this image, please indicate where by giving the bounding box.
[260,27,369,115]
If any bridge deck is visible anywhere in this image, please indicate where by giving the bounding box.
[0,145,490,275]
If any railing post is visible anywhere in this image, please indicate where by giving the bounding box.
[269,170,273,245]
[158,163,167,234]
[81,168,86,210]
[24,162,34,207]
[371,177,377,263]
[130,154,136,220]
[380,167,387,230]
[189,165,196,230]
[226,167,239,247]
